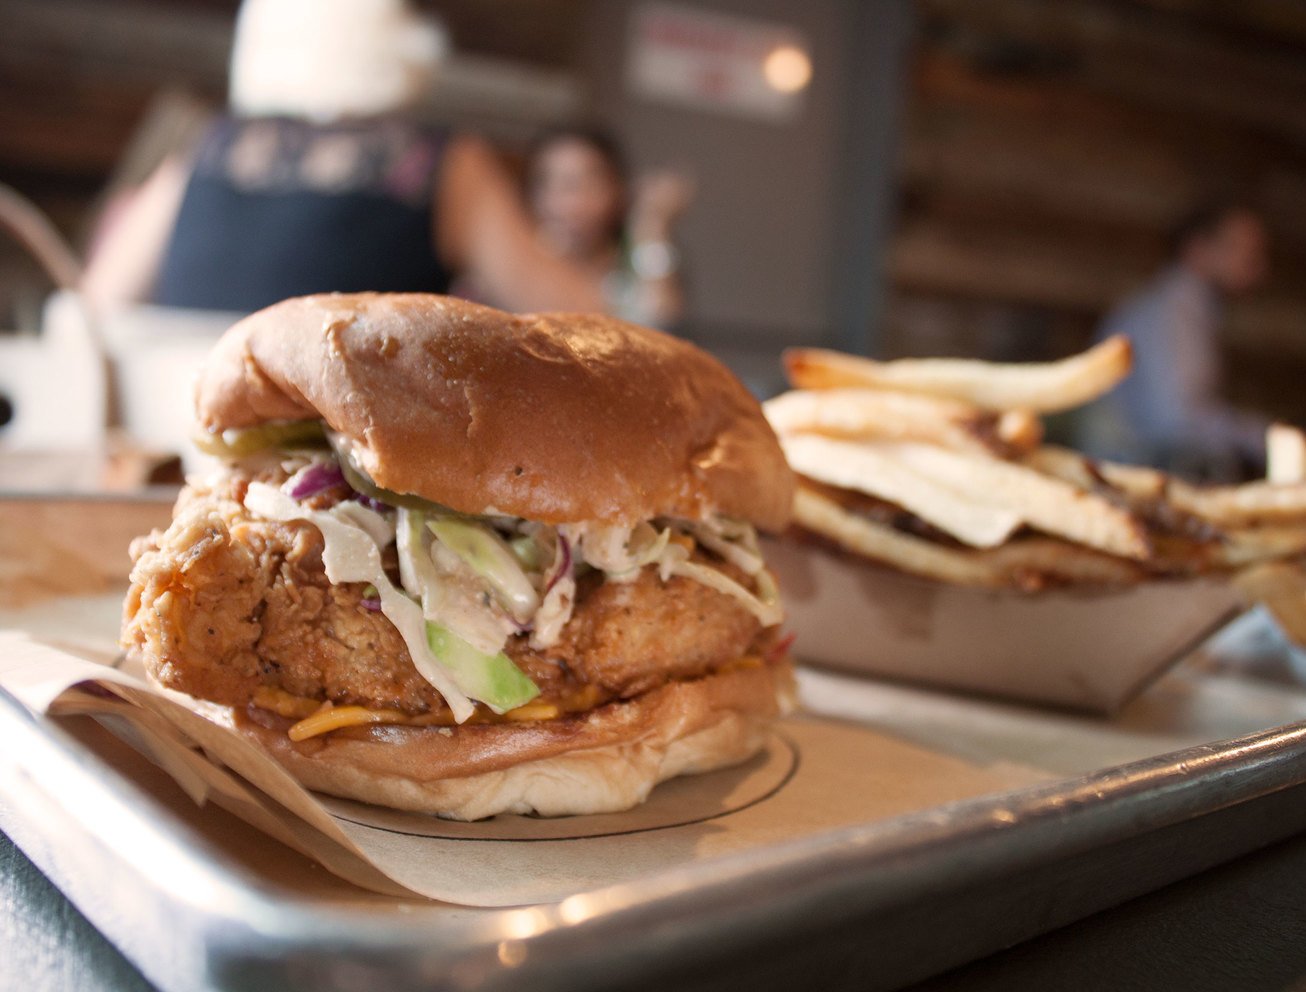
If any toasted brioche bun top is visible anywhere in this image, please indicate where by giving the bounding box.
[195,293,793,528]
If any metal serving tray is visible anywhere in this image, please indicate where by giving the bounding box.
[5,670,1306,992]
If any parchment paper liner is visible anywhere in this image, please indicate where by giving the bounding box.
[0,630,1043,906]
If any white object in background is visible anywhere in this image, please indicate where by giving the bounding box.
[0,188,103,454]
[0,183,106,489]
[0,307,104,453]
[43,291,238,471]
[229,0,449,122]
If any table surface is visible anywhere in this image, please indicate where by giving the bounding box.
[7,824,1306,992]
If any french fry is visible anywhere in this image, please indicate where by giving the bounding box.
[869,442,1151,560]
[1023,446,1168,504]
[1094,461,1168,502]
[1021,445,1099,491]
[1168,479,1306,526]
[793,486,1145,589]
[1267,424,1306,484]
[1233,561,1306,646]
[764,389,1001,453]
[794,485,999,586]
[1217,524,1306,568]
[996,408,1044,453]
[782,335,1132,413]
[982,537,1150,587]
[782,435,1021,548]
[778,338,1306,636]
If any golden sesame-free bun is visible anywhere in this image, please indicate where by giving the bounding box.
[229,661,795,820]
[195,293,794,530]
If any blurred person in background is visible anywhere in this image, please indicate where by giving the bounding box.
[81,0,605,315]
[1086,201,1270,480]
[460,126,691,329]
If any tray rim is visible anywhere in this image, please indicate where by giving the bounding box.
[5,682,1306,992]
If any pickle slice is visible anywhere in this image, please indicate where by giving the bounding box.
[193,419,327,458]
[326,430,462,514]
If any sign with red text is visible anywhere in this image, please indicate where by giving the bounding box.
[627,2,811,123]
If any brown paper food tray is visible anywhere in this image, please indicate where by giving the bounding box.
[764,535,1246,713]
[5,494,1306,991]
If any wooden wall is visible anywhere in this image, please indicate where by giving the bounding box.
[885,0,1306,422]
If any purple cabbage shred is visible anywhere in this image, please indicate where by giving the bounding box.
[289,462,345,500]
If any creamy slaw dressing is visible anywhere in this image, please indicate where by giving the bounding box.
[243,482,477,722]
[242,461,781,724]
[396,508,519,655]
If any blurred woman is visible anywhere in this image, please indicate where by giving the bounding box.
[522,126,691,328]
[82,0,604,315]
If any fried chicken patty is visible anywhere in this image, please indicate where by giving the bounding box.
[122,478,772,717]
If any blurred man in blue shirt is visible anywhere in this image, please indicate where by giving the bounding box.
[1088,203,1269,480]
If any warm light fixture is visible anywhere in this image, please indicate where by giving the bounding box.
[763,44,812,93]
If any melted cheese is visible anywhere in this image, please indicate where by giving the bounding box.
[288,705,406,742]
[266,662,769,742]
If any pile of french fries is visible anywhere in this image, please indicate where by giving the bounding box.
[765,336,1306,641]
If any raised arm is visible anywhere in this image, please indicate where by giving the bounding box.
[436,135,607,314]
[80,154,190,308]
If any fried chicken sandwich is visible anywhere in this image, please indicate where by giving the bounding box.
[122,293,795,819]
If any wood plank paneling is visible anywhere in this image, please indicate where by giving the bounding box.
[920,0,1306,142]
[889,0,1306,422]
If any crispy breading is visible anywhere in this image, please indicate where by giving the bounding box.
[123,479,767,717]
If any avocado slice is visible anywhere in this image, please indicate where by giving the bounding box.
[425,622,539,714]
[428,517,540,621]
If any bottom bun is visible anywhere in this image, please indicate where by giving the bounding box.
[230,660,795,820]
